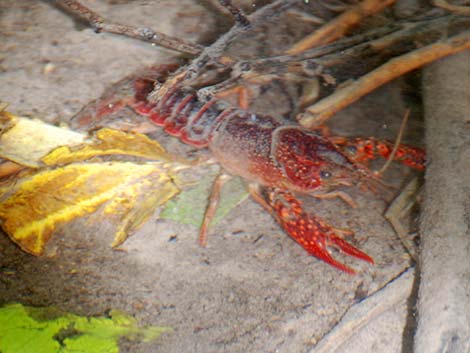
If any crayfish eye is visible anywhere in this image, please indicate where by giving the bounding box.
[320,170,332,179]
[345,145,357,155]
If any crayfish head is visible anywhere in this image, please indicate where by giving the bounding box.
[273,127,378,193]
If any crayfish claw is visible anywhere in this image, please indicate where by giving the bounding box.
[301,229,374,275]
[256,186,374,274]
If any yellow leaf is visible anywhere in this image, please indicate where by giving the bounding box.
[0,161,180,255]
[0,110,191,255]
[107,181,180,247]
[0,111,86,167]
[42,128,175,166]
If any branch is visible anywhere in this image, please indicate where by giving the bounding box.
[185,0,298,73]
[432,0,470,15]
[299,31,470,128]
[218,0,250,26]
[286,0,397,55]
[56,0,203,55]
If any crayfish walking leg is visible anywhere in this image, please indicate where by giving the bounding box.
[333,137,426,171]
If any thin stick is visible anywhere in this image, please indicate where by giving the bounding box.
[376,109,410,176]
[299,31,470,128]
[237,13,469,76]
[286,0,396,55]
[432,0,470,15]
[384,177,421,261]
[57,0,203,55]
[186,0,297,73]
[218,0,249,26]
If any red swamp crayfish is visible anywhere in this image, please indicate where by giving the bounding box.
[71,64,425,275]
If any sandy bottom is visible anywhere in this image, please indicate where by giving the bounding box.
[0,2,424,352]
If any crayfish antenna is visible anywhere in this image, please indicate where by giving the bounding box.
[376,108,410,176]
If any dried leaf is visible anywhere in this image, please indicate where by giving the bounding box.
[0,161,180,255]
[0,111,85,167]
[0,111,191,255]
[42,128,174,166]
[0,111,244,255]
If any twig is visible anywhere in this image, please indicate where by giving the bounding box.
[246,13,468,67]
[244,25,397,66]
[432,0,470,15]
[384,177,421,261]
[311,269,415,353]
[299,31,470,128]
[218,0,250,26]
[224,13,468,117]
[56,0,203,55]
[174,0,298,85]
[286,0,397,55]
